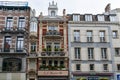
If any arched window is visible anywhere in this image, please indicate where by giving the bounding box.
[30,22,37,32]
[2,58,22,71]
[51,11,55,16]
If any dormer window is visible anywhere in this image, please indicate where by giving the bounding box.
[97,15,104,21]
[73,15,80,21]
[85,15,92,21]
[51,11,55,16]
[110,15,116,22]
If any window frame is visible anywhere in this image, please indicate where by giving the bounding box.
[89,64,94,71]
[103,64,108,71]
[112,31,118,39]
[73,14,80,21]
[99,31,105,42]
[87,31,93,42]
[16,36,24,52]
[101,48,107,60]
[85,15,92,21]
[76,64,81,70]
[18,17,25,30]
[97,15,104,21]
[74,47,80,59]
[74,30,80,42]
[6,17,13,30]
[88,48,94,60]
[30,22,37,32]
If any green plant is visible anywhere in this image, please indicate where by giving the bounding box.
[54,48,59,51]
[60,48,64,51]
[42,48,46,51]
[47,48,51,51]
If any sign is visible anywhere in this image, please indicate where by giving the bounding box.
[117,74,120,80]
[38,71,68,76]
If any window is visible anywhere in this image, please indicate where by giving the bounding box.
[88,48,94,60]
[76,64,80,70]
[97,15,104,21]
[117,64,120,71]
[100,31,105,42]
[51,11,55,16]
[101,48,107,59]
[54,60,58,66]
[73,15,80,21]
[115,48,120,55]
[54,43,60,51]
[49,60,52,66]
[4,36,11,52]
[46,43,52,51]
[87,31,93,42]
[85,15,92,21]
[16,36,24,52]
[112,31,118,38]
[30,22,37,32]
[2,58,21,71]
[31,43,36,52]
[103,64,108,71]
[90,64,94,71]
[110,15,116,22]
[60,61,64,66]
[6,17,13,30]
[74,30,80,42]
[42,60,46,65]
[18,17,25,30]
[74,48,80,59]
[48,26,58,31]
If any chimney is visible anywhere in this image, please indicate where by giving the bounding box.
[105,3,111,12]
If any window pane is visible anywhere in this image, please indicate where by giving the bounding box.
[76,64,80,70]
[6,17,13,29]
[98,15,104,21]
[18,17,25,28]
[16,37,24,52]
[74,30,80,41]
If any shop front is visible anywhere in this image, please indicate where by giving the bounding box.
[38,70,69,80]
[72,72,114,80]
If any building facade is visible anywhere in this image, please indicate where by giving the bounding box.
[68,11,119,80]
[0,1,31,80]
[37,1,69,80]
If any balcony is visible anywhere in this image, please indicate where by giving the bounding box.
[0,27,28,34]
[44,30,62,39]
[28,51,37,58]
[30,32,37,38]
[38,70,68,76]
[0,48,27,55]
[40,51,66,57]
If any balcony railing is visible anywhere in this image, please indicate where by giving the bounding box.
[30,32,37,37]
[1,27,27,34]
[44,30,62,38]
[28,51,37,57]
[41,51,65,57]
[0,48,27,54]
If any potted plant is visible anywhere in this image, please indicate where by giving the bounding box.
[42,48,46,51]
[48,48,51,51]
[60,48,64,51]
[40,64,46,70]
[60,65,65,70]
[54,48,59,51]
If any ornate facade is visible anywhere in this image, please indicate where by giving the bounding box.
[0,1,30,80]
